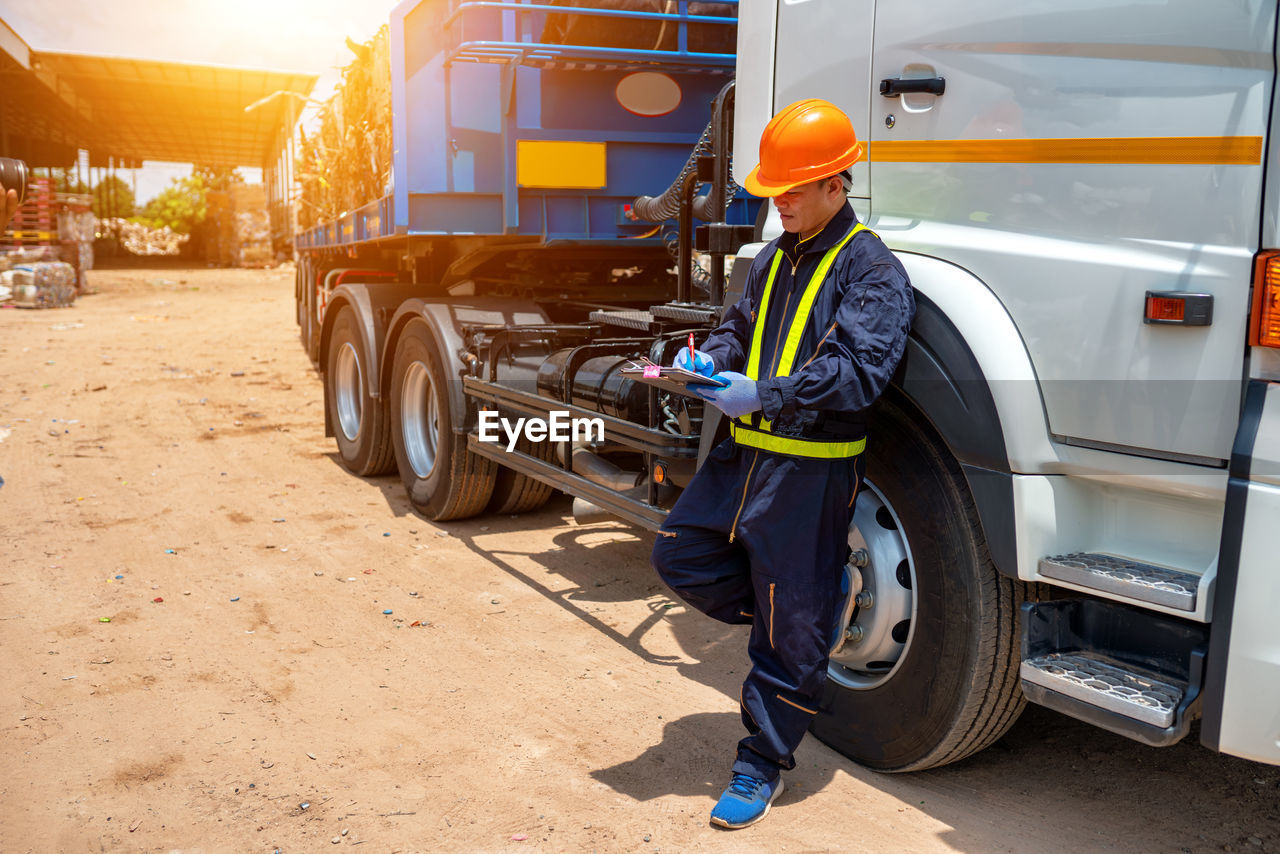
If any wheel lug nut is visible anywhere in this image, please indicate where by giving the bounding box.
[844,624,864,644]
[854,591,873,609]
[850,548,870,568]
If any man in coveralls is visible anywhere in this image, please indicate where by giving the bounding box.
[651,99,915,828]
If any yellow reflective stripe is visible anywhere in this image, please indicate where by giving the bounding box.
[731,222,874,450]
[745,249,785,383]
[730,422,866,459]
[866,135,1263,165]
[774,223,866,378]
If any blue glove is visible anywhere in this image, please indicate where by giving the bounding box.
[673,347,715,377]
[693,371,762,419]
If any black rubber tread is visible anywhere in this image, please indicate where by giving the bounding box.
[390,318,496,521]
[914,469,1025,770]
[432,434,498,521]
[811,393,1031,772]
[325,306,395,477]
[487,437,559,514]
[297,262,312,348]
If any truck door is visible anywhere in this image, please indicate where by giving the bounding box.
[769,0,876,200]
[867,1,1273,464]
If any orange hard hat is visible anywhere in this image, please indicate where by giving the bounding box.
[743,99,863,197]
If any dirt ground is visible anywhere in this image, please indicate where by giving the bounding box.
[1,262,1278,854]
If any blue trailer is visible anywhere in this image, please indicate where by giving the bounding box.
[294,0,758,523]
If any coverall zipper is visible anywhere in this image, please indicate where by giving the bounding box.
[768,582,776,648]
[730,240,821,542]
[764,290,793,379]
[729,259,797,544]
[728,449,760,543]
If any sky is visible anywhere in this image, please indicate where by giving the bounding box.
[3,0,402,203]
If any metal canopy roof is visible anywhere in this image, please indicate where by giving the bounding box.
[0,19,316,169]
[39,52,316,168]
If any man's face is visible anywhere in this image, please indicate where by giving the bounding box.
[772,177,842,236]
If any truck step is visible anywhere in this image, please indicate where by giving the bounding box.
[650,304,719,323]
[588,309,656,332]
[1020,600,1205,747]
[1021,651,1184,728]
[1038,552,1198,611]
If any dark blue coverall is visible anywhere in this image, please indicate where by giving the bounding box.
[651,203,915,782]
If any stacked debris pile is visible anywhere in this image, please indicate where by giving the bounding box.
[58,202,96,279]
[0,246,60,268]
[204,183,272,266]
[296,25,391,229]
[97,218,189,255]
[0,261,77,308]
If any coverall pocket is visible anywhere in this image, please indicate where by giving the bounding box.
[756,574,831,697]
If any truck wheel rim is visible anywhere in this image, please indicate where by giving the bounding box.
[335,341,363,442]
[402,360,439,479]
[828,478,918,690]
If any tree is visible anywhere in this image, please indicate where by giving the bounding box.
[134,166,246,235]
[54,173,90,195]
[194,165,245,192]
[92,174,135,218]
[136,174,207,234]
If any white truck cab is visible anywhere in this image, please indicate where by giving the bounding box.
[733,0,1280,769]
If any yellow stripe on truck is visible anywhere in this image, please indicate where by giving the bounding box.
[516,140,607,188]
[867,136,1263,165]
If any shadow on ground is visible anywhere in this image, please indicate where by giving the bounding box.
[340,480,1280,851]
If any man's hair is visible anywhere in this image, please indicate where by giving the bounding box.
[816,170,853,194]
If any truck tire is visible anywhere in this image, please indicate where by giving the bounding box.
[389,318,496,520]
[326,306,395,476]
[297,262,311,346]
[488,437,558,514]
[812,395,1027,772]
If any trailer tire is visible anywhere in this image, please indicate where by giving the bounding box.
[299,265,318,353]
[296,262,310,343]
[390,318,496,520]
[811,395,1027,772]
[326,306,395,476]
[295,263,304,329]
[488,437,558,514]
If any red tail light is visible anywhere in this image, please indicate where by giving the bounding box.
[1251,251,1280,348]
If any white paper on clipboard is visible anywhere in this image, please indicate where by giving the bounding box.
[619,365,728,397]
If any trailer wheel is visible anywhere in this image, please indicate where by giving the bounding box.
[296,261,311,345]
[325,306,395,476]
[301,265,321,355]
[488,437,558,514]
[811,395,1027,772]
[390,318,495,520]
[295,262,304,328]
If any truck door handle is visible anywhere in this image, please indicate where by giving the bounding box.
[880,77,946,97]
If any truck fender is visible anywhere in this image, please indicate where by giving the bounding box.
[319,283,424,438]
[893,252,1055,578]
[896,252,1055,470]
[381,297,552,434]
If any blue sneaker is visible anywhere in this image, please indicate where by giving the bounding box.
[710,772,784,829]
[830,560,863,655]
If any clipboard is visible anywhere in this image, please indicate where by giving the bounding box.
[620,364,728,397]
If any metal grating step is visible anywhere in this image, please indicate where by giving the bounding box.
[588,309,656,332]
[650,303,719,323]
[1021,651,1184,728]
[1039,552,1199,611]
